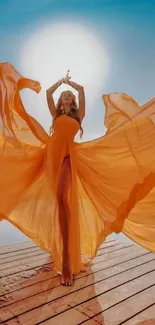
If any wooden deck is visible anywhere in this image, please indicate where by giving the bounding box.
[0,238,155,325]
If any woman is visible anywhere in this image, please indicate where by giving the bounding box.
[0,62,155,287]
[46,75,85,285]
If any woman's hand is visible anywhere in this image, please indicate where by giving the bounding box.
[47,77,66,96]
[57,78,65,87]
[63,78,83,91]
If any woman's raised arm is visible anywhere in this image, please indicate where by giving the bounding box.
[64,78,85,121]
[46,79,63,118]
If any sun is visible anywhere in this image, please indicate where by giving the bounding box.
[18,22,109,130]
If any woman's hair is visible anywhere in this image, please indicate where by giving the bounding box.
[49,90,83,138]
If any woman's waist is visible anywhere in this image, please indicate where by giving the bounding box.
[51,132,75,141]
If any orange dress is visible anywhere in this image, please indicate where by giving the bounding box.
[0,62,155,275]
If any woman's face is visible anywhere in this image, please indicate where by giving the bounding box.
[61,92,73,107]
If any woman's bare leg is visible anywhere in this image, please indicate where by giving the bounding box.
[57,156,73,286]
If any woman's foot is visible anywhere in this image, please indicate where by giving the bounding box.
[60,261,74,286]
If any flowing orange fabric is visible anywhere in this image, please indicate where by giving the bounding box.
[0,62,155,275]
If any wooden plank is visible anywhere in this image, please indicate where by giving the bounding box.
[0,241,37,254]
[0,246,42,261]
[0,253,51,277]
[96,243,133,256]
[93,245,141,264]
[0,242,121,277]
[0,243,132,269]
[0,238,115,255]
[0,244,139,278]
[122,304,155,325]
[0,241,121,265]
[84,286,155,325]
[0,251,48,270]
[0,251,154,307]
[99,240,133,250]
[0,244,134,296]
[0,239,107,260]
[97,240,127,251]
[1,256,154,324]
[0,247,148,296]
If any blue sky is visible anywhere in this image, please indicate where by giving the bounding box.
[0,0,155,105]
[0,0,155,141]
[0,0,155,136]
